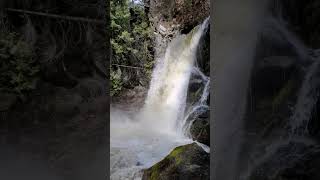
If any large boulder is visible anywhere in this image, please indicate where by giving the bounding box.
[142,143,209,180]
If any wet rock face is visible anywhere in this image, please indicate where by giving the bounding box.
[196,26,210,76]
[145,0,209,62]
[145,0,210,75]
[173,0,210,34]
[142,143,209,180]
[146,0,209,34]
[190,116,209,146]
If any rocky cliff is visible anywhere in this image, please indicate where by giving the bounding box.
[144,0,210,60]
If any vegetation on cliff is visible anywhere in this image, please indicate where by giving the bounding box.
[110,0,154,96]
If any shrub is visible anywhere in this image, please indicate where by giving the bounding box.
[0,31,39,95]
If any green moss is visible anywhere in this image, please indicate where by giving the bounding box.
[144,143,204,180]
[168,145,185,165]
[170,145,184,157]
[147,145,188,180]
[150,165,160,180]
[148,158,172,180]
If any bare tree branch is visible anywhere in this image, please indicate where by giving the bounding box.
[5,8,104,24]
[111,64,144,69]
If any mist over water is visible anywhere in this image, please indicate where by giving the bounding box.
[110,18,209,180]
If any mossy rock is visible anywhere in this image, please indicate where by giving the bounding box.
[142,143,209,180]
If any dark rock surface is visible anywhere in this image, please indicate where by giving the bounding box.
[145,0,209,34]
[196,24,210,76]
[145,0,210,60]
[190,117,210,146]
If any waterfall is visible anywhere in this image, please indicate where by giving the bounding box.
[256,16,319,135]
[110,18,209,180]
[239,8,320,179]
[141,17,209,135]
[181,67,210,137]
[290,57,320,135]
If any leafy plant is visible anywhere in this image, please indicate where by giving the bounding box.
[110,68,123,96]
[0,31,39,95]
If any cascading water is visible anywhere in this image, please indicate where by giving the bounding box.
[181,67,210,137]
[290,56,320,135]
[240,11,320,180]
[110,18,209,180]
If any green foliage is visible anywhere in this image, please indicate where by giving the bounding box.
[110,68,123,96]
[110,0,154,96]
[0,31,39,95]
[111,0,133,62]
